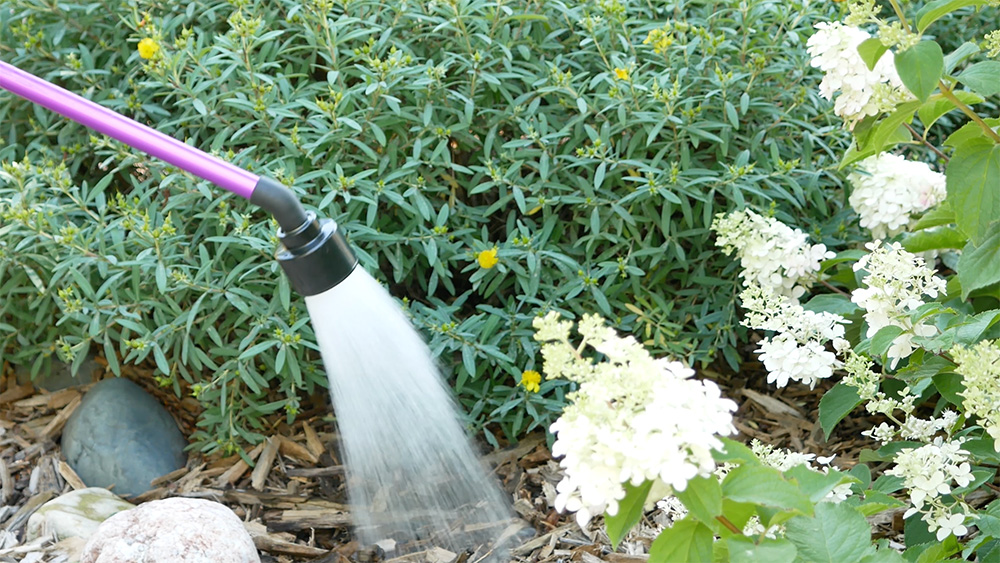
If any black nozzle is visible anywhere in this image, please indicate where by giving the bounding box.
[250,177,358,296]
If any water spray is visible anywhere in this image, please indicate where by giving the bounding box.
[1,61,516,557]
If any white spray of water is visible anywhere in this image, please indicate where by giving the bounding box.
[305,267,515,558]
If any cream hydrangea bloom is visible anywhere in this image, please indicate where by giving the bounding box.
[807,21,911,128]
[851,241,946,368]
[712,209,834,299]
[952,340,1000,451]
[848,153,947,239]
[534,312,737,527]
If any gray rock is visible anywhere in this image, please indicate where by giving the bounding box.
[26,487,134,541]
[81,497,260,563]
[62,378,188,497]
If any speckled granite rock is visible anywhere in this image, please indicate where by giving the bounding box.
[26,487,134,541]
[80,497,260,563]
[61,378,187,497]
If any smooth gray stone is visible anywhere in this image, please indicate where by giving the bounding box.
[62,378,188,497]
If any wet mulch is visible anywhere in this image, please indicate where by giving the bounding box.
[0,354,931,562]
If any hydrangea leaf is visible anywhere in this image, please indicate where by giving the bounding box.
[916,0,990,32]
[947,136,1000,245]
[895,41,944,103]
[902,226,967,253]
[957,61,1000,98]
[721,465,813,515]
[785,502,876,563]
[957,222,1000,298]
[785,465,853,503]
[675,474,723,528]
[648,518,712,563]
[604,479,652,549]
[911,201,956,231]
[857,37,888,71]
[727,537,797,563]
[869,325,906,357]
[819,383,862,440]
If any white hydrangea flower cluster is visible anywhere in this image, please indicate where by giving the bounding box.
[750,440,853,503]
[806,21,911,128]
[534,312,738,527]
[848,153,947,239]
[740,283,847,388]
[851,241,947,368]
[712,209,834,299]
[886,438,974,541]
[952,340,1000,451]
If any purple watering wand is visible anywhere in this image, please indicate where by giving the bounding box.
[0,61,357,296]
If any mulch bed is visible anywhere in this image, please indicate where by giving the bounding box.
[0,354,909,562]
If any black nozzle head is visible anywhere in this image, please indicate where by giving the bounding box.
[275,212,358,296]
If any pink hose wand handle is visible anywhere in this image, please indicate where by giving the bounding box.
[0,60,357,295]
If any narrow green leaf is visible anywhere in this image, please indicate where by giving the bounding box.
[675,474,723,527]
[604,479,653,549]
[819,383,863,440]
[785,502,875,563]
[944,42,981,73]
[728,537,798,563]
[722,465,812,515]
[947,137,1000,245]
[895,41,944,102]
[916,0,989,32]
[857,38,889,71]
[957,61,1000,97]
[648,519,712,563]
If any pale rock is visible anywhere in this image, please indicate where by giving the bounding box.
[81,497,259,563]
[26,487,134,542]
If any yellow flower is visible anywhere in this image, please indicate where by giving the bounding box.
[613,67,630,81]
[520,370,541,393]
[137,38,159,60]
[477,247,499,269]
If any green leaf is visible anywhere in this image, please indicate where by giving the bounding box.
[958,222,1000,297]
[857,38,889,71]
[648,518,712,563]
[895,41,944,103]
[819,383,863,440]
[957,61,1000,97]
[840,102,922,169]
[933,372,966,407]
[675,474,723,527]
[727,537,798,563]
[804,294,860,316]
[870,325,905,357]
[947,137,1000,244]
[722,465,813,515]
[916,0,990,32]
[604,479,653,549]
[944,118,1000,148]
[902,226,967,253]
[786,465,851,503]
[911,201,955,231]
[857,490,906,516]
[785,502,875,563]
[713,437,760,466]
[916,91,984,133]
[944,42,982,74]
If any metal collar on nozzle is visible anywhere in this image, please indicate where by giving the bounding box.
[251,177,358,296]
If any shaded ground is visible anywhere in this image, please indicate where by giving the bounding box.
[0,353,903,562]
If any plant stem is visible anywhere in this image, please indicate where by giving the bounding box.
[819,279,851,298]
[887,0,910,31]
[903,123,949,163]
[716,515,743,535]
[938,82,1000,144]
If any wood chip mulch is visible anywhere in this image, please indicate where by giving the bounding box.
[0,354,934,562]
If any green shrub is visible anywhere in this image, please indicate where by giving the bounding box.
[2,0,850,450]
